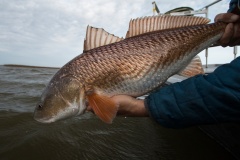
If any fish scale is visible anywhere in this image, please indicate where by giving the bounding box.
[60,22,225,97]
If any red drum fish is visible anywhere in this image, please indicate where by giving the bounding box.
[34,15,225,123]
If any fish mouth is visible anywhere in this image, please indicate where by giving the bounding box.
[33,111,57,123]
[34,116,56,123]
[33,106,80,123]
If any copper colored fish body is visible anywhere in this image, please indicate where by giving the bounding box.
[34,16,225,123]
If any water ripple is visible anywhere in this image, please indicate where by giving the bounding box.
[0,65,235,160]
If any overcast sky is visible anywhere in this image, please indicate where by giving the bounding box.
[0,0,236,67]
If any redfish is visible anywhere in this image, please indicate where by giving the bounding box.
[34,15,225,123]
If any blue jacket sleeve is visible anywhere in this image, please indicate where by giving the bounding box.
[145,57,240,128]
[228,0,239,13]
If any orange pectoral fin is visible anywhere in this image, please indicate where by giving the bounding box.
[87,93,118,124]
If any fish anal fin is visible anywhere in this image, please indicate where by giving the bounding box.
[178,55,204,77]
[84,25,124,52]
[126,15,210,38]
[87,92,118,124]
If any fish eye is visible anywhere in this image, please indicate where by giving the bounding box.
[38,104,43,109]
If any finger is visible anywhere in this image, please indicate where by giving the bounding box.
[218,23,234,47]
[232,23,240,45]
[215,13,240,23]
[228,22,240,46]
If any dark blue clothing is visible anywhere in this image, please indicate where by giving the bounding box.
[145,57,240,128]
[228,0,239,13]
[144,0,240,128]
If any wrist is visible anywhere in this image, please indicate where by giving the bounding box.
[131,99,149,116]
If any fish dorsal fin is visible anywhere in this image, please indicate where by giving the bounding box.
[84,25,124,51]
[178,55,204,77]
[126,15,210,38]
[87,92,118,124]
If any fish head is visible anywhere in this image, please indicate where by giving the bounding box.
[34,77,86,123]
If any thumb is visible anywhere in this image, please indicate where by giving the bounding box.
[215,13,240,23]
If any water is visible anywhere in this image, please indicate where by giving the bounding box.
[0,65,236,160]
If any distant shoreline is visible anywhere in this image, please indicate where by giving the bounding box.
[3,64,59,69]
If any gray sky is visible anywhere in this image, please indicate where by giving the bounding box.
[0,0,236,67]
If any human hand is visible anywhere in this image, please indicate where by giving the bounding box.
[111,95,149,116]
[214,13,240,47]
[87,95,149,117]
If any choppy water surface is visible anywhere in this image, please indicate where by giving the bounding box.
[0,65,236,160]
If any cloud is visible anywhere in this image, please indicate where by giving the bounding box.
[0,0,236,67]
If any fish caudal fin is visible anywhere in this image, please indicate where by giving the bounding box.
[84,25,124,52]
[126,15,210,38]
[87,92,118,124]
[178,55,204,77]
